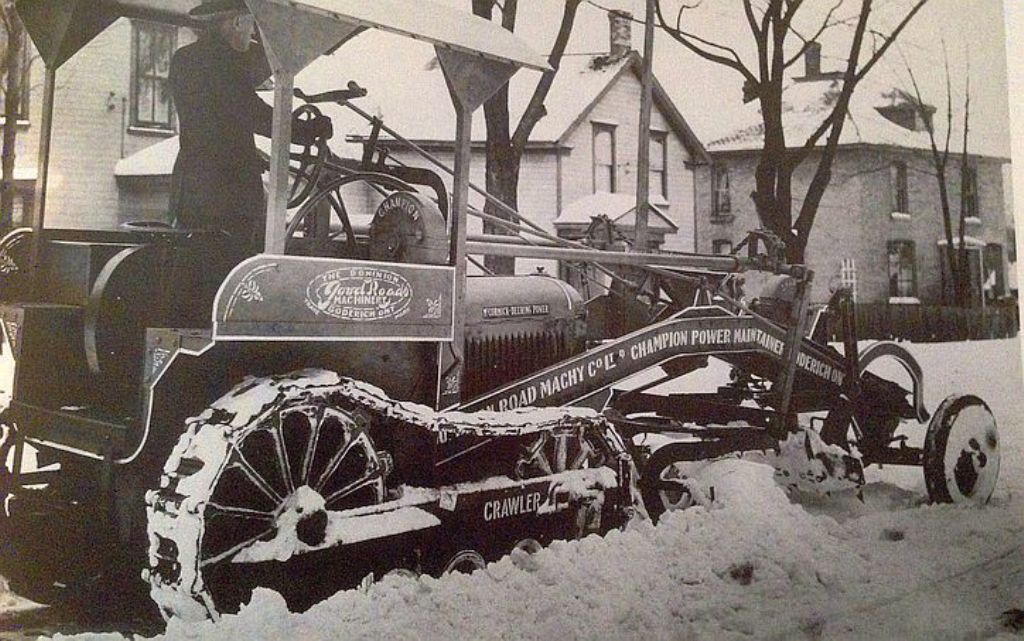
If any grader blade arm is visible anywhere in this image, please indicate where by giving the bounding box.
[458,310,849,413]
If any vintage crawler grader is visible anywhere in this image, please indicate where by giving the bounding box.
[0,0,1000,623]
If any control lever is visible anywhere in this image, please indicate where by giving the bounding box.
[294,81,368,105]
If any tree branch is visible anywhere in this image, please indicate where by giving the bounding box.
[781,0,848,70]
[853,0,930,83]
[792,0,874,240]
[511,0,581,152]
[743,0,762,40]
[654,0,757,84]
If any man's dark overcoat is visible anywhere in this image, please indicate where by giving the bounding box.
[168,31,273,246]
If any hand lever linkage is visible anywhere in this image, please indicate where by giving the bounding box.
[294,81,368,105]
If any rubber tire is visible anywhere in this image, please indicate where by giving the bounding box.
[923,394,999,504]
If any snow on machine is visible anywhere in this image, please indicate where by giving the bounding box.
[0,0,999,623]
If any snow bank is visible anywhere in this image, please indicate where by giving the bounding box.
[26,339,1024,639]
[54,460,1023,641]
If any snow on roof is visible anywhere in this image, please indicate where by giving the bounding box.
[554,191,677,231]
[708,77,1010,160]
[11,167,36,181]
[115,136,179,177]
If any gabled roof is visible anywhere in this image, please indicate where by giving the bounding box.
[707,77,1009,160]
[550,51,707,162]
[293,36,706,160]
[553,192,678,232]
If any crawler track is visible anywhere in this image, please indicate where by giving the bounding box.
[145,371,636,621]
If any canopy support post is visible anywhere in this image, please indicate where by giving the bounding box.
[434,48,518,409]
[436,102,473,409]
[28,66,56,282]
[264,72,294,254]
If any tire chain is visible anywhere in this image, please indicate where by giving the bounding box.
[144,369,632,621]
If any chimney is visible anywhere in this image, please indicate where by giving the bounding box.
[608,10,632,58]
[804,42,822,78]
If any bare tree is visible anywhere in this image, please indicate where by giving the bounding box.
[655,0,930,263]
[0,2,27,232]
[471,0,582,274]
[901,46,973,306]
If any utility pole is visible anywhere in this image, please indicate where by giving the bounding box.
[633,0,655,252]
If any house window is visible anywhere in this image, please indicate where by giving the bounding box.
[649,131,667,199]
[887,240,916,298]
[840,258,858,302]
[983,243,1004,301]
[712,239,733,255]
[592,123,616,193]
[712,164,731,217]
[963,164,978,219]
[891,161,909,213]
[131,21,177,129]
[0,29,31,120]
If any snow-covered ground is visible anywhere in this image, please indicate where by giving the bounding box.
[13,338,1024,640]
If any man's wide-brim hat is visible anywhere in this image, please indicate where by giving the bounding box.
[189,0,249,21]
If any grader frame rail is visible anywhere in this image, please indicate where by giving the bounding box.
[0,0,1000,623]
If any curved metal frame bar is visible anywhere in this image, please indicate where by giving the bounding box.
[858,341,930,423]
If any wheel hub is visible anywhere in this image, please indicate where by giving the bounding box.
[271,486,329,551]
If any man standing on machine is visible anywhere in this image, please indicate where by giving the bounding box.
[169,0,332,254]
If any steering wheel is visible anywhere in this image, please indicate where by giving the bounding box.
[285,172,415,257]
[287,104,329,209]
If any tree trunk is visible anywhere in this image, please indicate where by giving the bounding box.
[481,130,521,275]
[935,163,960,305]
[956,167,970,307]
[472,0,518,275]
[0,7,24,232]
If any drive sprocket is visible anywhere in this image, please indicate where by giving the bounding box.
[144,370,409,620]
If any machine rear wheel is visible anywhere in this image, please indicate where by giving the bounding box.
[923,394,999,504]
[145,372,386,620]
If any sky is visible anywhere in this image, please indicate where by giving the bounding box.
[517,0,1011,150]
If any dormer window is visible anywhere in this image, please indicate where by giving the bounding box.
[877,94,934,132]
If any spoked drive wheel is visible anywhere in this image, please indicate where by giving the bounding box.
[146,373,386,621]
[923,394,999,504]
[285,172,413,256]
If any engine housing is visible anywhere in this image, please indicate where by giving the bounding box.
[462,275,586,401]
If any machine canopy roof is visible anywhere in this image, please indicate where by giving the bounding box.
[16,0,549,72]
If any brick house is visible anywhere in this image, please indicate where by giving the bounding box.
[6,18,189,228]
[115,11,709,279]
[697,50,1012,307]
